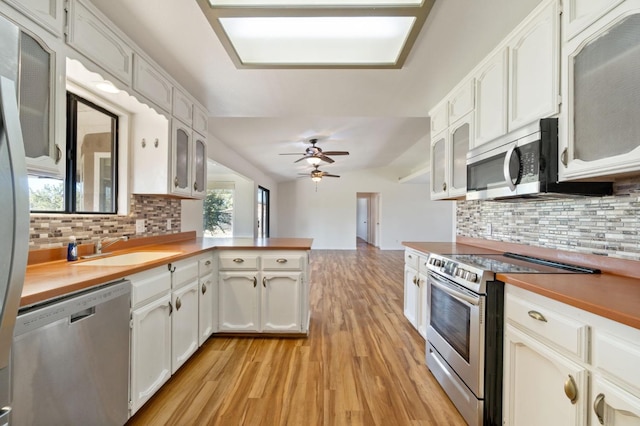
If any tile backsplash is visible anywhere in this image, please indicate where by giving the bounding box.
[29,195,182,250]
[456,177,640,261]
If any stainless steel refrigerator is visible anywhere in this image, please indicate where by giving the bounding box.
[0,16,31,426]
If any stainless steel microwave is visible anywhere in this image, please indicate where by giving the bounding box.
[466,118,612,201]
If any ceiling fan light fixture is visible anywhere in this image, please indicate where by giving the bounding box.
[311,175,322,182]
[306,156,322,166]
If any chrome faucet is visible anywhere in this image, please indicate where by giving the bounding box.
[96,236,128,254]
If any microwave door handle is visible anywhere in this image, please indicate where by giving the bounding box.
[429,275,480,306]
[503,144,517,191]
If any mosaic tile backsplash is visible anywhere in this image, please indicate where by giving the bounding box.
[29,195,182,249]
[457,177,640,261]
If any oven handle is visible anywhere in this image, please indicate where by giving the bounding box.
[428,273,480,306]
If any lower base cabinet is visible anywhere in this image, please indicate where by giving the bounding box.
[262,272,302,332]
[171,280,199,373]
[218,272,260,331]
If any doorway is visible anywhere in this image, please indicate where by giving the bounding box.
[356,192,380,248]
[257,186,270,238]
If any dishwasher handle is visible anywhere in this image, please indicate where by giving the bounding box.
[70,307,96,324]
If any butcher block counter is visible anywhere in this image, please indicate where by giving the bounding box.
[23,232,313,308]
[403,237,640,330]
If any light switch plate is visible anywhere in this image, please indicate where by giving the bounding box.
[136,219,145,234]
[166,219,172,230]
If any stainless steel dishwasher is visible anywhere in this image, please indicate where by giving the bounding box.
[11,279,131,426]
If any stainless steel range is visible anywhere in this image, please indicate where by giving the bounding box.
[424,252,599,426]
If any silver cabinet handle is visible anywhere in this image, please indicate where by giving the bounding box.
[175,297,182,311]
[263,276,267,287]
[205,260,211,266]
[442,182,447,191]
[276,258,287,264]
[201,282,207,295]
[561,148,568,167]
[593,393,605,425]
[55,144,62,164]
[193,182,198,191]
[528,310,547,322]
[407,254,413,259]
[564,375,578,404]
[141,138,146,148]
[233,258,244,263]
[253,276,257,288]
[174,176,179,187]
[168,301,173,316]
[154,138,159,148]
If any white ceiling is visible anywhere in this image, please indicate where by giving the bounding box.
[90,0,542,182]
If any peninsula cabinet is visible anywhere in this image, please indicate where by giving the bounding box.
[170,257,200,374]
[198,253,217,345]
[559,0,640,181]
[217,250,310,334]
[503,284,640,426]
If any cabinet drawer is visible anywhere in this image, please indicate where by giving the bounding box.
[171,258,199,289]
[262,254,305,271]
[219,254,259,270]
[506,292,590,361]
[593,328,640,394]
[404,250,420,270]
[199,256,215,276]
[129,266,171,307]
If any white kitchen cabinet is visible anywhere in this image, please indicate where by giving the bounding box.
[192,132,207,198]
[403,264,419,329]
[193,104,209,136]
[430,112,471,200]
[448,78,475,125]
[218,271,260,332]
[563,0,624,41]
[198,254,217,345]
[503,324,589,426]
[171,119,193,197]
[171,280,199,373]
[592,376,640,426]
[133,54,172,113]
[417,271,429,339]
[172,87,193,126]
[3,0,64,37]
[430,99,448,138]
[66,0,133,85]
[508,0,560,132]
[217,250,310,334]
[559,1,640,181]
[473,47,508,147]
[403,249,428,339]
[129,265,172,416]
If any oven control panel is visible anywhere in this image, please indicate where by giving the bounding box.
[426,253,492,294]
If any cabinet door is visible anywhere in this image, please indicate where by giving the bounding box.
[474,47,508,147]
[171,281,199,374]
[448,114,471,198]
[417,272,429,339]
[449,78,475,125]
[261,272,302,332]
[130,293,172,415]
[563,0,624,41]
[508,0,560,132]
[171,119,192,197]
[66,0,133,84]
[403,265,419,330]
[503,324,589,426]
[430,99,448,137]
[430,132,448,200]
[592,375,640,426]
[198,272,216,345]
[172,87,192,125]
[192,133,207,199]
[560,6,640,181]
[4,0,65,36]
[193,104,208,135]
[133,54,172,113]
[218,272,259,332]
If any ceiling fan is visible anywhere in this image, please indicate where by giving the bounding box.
[298,165,340,182]
[280,138,349,165]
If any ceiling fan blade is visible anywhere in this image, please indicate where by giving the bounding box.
[294,156,310,163]
[322,151,349,156]
[323,173,340,178]
[280,153,305,155]
[319,155,334,164]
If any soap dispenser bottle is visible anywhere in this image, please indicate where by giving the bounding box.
[67,236,78,261]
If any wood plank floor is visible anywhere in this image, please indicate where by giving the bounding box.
[126,245,465,426]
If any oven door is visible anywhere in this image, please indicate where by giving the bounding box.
[427,270,484,397]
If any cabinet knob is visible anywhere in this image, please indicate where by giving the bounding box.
[141,138,146,148]
[276,258,287,264]
[593,393,605,425]
[205,260,211,266]
[193,182,198,191]
[175,297,182,311]
[154,138,159,148]
[263,276,267,287]
[233,258,244,263]
[55,144,62,164]
[528,310,547,322]
[564,375,578,404]
[442,182,447,191]
[201,283,207,294]
[174,176,179,187]
[561,148,568,167]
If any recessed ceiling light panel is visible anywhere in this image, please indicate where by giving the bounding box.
[219,16,415,64]
[210,0,423,5]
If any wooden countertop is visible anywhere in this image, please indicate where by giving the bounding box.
[22,234,313,308]
[402,239,640,330]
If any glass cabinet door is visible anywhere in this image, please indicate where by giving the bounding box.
[192,135,206,197]
[450,119,470,196]
[431,134,447,199]
[172,120,191,196]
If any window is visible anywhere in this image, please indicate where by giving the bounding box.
[28,93,119,213]
[257,186,270,238]
[203,182,234,237]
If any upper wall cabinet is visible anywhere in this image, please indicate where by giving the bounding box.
[3,0,64,37]
[563,0,625,41]
[193,105,209,136]
[430,99,448,138]
[172,88,193,126]
[473,47,509,148]
[508,0,560,132]
[66,0,133,85]
[133,54,172,114]
[559,0,640,181]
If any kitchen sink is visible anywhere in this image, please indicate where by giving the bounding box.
[74,251,182,266]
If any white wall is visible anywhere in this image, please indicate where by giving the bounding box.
[277,167,455,249]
